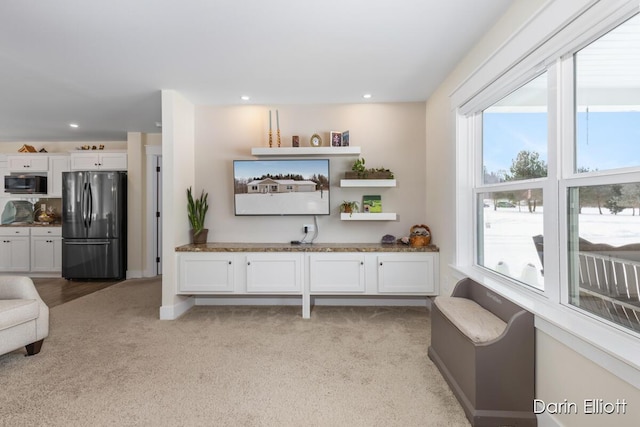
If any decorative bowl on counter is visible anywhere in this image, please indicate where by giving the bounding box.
[37,213,55,223]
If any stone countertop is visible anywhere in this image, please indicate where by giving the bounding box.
[0,222,61,227]
[176,242,439,253]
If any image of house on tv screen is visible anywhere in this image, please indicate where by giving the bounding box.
[233,159,330,216]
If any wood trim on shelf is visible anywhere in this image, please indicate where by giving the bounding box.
[340,179,396,188]
[340,213,397,221]
[251,146,361,157]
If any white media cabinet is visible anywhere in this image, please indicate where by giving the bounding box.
[176,243,439,319]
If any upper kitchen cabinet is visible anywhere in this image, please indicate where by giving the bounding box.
[70,150,127,171]
[7,154,49,172]
[48,155,70,197]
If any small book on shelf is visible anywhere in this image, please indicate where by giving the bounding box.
[363,195,382,213]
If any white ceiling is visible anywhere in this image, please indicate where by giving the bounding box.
[0,0,514,142]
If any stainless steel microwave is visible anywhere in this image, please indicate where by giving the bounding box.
[4,174,48,194]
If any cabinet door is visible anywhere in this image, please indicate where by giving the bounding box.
[48,156,70,197]
[377,253,437,294]
[246,253,302,293]
[0,237,30,271]
[70,153,101,170]
[30,236,62,272]
[8,156,49,172]
[309,253,365,293]
[98,153,127,170]
[0,155,9,196]
[178,253,235,293]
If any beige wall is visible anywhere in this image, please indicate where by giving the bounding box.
[537,331,639,427]
[425,0,639,425]
[194,103,426,243]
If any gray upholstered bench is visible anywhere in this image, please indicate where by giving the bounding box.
[428,278,536,427]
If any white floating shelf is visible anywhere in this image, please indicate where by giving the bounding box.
[340,179,396,188]
[251,146,361,157]
[340,213,397,221]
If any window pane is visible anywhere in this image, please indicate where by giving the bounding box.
[482,73,548,184]
[575,14,640,173]
[568,184,640,332]
[477,190,544,288]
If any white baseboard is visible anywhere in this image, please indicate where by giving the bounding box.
[159,296,195,320]
[126,270,143,279]
[195,296,302,306]
[312,296,430,307]
[536,412,563,427]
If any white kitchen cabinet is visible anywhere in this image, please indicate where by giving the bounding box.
[70,151,127,171]
[178,252,235,293]
[245,253,303,293]
[0,227,30,272]
[377,253,437,293]
[7,155,49,172]
[30,227,62,272]
[47,155,70,197]
[174,247,439,319]
[0,154,8,196]
[309,253,365,293]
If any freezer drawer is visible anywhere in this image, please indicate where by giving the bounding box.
[62,238,125,279]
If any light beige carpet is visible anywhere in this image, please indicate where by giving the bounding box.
[0,277,469,426]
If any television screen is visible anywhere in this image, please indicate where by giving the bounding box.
[233,159,330,216]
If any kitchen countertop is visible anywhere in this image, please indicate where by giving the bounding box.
[0,222,61,227]
[176,242,439,253]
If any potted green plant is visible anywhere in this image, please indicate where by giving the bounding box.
[340,200,359,216]
[344,157,394,179]
[187,186,209,244]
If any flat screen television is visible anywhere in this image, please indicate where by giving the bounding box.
[233,159,330,216]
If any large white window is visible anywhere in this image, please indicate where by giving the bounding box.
[566,14,640,332]
[464,11,640,335]
[478,73,548,289]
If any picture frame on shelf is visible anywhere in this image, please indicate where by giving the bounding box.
[341,130,350,146]
[330,131,342,147]
[363,195,382,213]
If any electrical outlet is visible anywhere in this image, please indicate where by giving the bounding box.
[303,224,315,233]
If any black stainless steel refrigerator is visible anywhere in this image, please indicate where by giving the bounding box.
[62,171,127,280]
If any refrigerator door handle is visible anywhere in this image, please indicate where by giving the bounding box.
[82,182,88,228]
[64,240,111,245]
[87,183,93,228]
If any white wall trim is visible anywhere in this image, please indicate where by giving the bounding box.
[193,296,431,308]
[126,270,143,279]
[536,411,564,427]
[159,296,195,320]
[145,145,162,278]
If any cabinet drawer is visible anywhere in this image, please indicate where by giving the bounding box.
[30,227,62,237]
[0,227,30,236]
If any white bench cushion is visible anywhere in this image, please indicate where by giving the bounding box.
[0,299,39,331]
[434,296,507,343]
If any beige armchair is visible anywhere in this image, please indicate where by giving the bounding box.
[0,276,49,356]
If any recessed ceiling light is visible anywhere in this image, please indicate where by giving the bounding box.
[69,123,79,128]
[241,95,250,101]
[363,94,372,99]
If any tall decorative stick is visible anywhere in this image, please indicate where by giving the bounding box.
[268,110,273,148]
[276,109,281,147]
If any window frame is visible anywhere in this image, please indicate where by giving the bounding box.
[453,0,640,383]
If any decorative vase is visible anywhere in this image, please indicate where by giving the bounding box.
[190,229,208,244]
